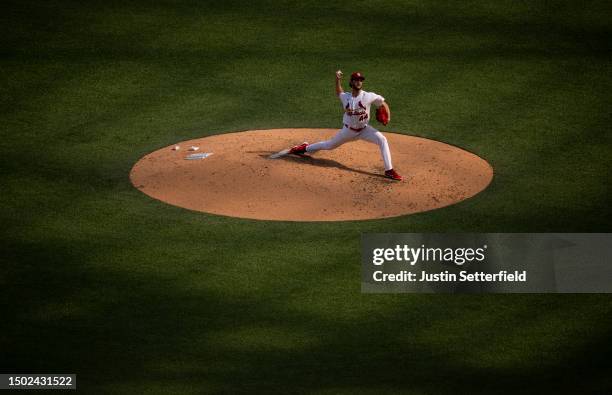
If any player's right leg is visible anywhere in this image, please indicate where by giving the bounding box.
[359,126,403,181]
[359,126,393,170]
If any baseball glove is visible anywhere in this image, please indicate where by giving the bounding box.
[376,105,389,126]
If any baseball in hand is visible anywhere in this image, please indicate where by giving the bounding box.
[336,70,343,79]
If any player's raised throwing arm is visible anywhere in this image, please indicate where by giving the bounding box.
[335,70,344,96]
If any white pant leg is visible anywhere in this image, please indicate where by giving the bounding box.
[358,125,393,171]
[306,127,358,152]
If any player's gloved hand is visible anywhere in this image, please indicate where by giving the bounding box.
[376,106,389,126]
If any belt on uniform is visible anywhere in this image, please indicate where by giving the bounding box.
[344,124,365,132]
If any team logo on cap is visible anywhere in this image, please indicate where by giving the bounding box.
[350,72,365,80]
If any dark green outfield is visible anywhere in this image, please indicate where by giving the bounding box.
[2,0,612,393]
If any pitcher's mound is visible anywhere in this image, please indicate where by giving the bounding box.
[130,128,493,221]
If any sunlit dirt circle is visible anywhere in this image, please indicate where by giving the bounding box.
[130,128,493,221]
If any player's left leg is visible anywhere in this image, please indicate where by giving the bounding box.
[306,127,357,152]
[289,127,356,154]
[359,126,402,180]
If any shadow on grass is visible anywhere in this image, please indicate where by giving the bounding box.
[3,234,612,393]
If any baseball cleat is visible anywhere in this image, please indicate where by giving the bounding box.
[289,142,309,155]
[385,169,403,181]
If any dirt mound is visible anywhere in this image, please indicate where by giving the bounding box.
[130,128,493,221]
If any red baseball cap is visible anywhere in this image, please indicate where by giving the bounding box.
[350,72,365,81]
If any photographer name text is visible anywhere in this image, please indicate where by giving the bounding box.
[373,270,527,282]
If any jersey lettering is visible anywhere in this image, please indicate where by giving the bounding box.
[341,91,383,128]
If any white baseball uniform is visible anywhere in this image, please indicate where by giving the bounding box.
[306,90,393,170]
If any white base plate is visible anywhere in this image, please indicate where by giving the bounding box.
[185,152,213,160]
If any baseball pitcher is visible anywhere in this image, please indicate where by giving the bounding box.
[285,70,402,181]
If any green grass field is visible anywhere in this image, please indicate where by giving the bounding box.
[2,1,612,393]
